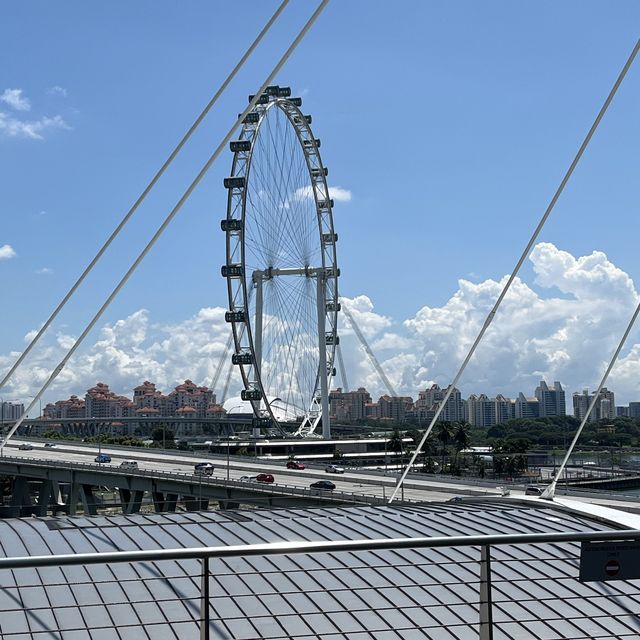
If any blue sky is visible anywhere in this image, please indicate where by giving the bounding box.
[1,2,640,406]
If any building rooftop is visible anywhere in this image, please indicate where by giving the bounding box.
[0,499,638,638]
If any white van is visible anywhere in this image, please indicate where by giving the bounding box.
[119,460,139,470]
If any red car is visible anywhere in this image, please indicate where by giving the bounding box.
[256,473,274,483]
[286,461,305,470]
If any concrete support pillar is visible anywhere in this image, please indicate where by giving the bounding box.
[10,477,32,516]
[68,482,79,516]
[479,544,494,640]
[35,480,54,516]
[80,484,98,516]
[152,491,167,512]
[165,493,179,512]
[125,490,144,514]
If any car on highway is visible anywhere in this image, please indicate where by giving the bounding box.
[95,454,111,463]
[525,485,543,496]
[256,473,274,483]
[286,460,305,470]
[239,475,252,481]
[325,464,344,474]
[119,460,139,470]
[310,480,336,491]
[43,442,56,448]
[18,443,33,450]
[194,462,214,476]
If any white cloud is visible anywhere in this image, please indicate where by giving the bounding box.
[0,88,31,111]
[46,86,67,97]
[0,308,240,402]
[35,267,53,275]
[0,112,70,140]
[328,186,352,202]
[5,243,640,407]
[0,244,16,260]
[292,184,352,204]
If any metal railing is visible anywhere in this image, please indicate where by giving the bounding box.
[1,528,639,639]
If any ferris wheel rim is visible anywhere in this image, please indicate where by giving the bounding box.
[222,92,339,432]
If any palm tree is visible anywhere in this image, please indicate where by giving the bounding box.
[434,422,453,472]
[453,422,471,465]
[388,429,404,471]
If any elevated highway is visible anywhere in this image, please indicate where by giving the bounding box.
[0,439,502,515]
[4,439,640,517]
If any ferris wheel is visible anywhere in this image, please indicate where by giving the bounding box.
[221,85,339,438]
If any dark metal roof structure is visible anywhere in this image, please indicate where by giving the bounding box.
[0,499,639,639]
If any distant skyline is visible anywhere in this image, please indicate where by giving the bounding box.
[2,3,640,407]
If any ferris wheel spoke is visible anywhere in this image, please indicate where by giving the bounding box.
[260,280,308,409]
[270,279,315,407]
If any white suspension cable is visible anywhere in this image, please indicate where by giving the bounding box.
[336,342,349,392]
[541,299,640,500]
[0,0,290,396]
[221,356,235,406]
[389,38,640,503]
[0,0,330,452]
[341,299,398,397]
[210,331,235,392]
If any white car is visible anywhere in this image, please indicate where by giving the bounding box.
[194,463,214,476]
[325,464,345,474]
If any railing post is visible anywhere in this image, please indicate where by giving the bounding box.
[200,556,210,640]
[479,544,493,640]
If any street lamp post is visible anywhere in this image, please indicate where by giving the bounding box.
[226,441,230,481]
[384,430,388,475]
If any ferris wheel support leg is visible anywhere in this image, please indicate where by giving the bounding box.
[254,277,263,378]
[317,274,331,438]
[254,277,264,437]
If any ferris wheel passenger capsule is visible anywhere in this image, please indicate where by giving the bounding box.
[224,176,245,189]
[221,219,242,232]
[311,167,328,177]
[289,97,302,107]
[221,264,243,278]
[232,352,253,365]
[277,86,291,97]
[248,94,270,105]
[240,112,260,124]
[225,310,246,323]
[230,140,251,152]
[241,389,262,401]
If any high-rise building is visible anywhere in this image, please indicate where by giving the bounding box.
[573,388,616,422]
[329,387,372,421]
[535,381,566,417]
[629,402,640,418]
[467,394,497,427]
[0,401,24,421]
[495,394,513,424]
[44,395,86,419]
[414,384,465,422]
[515,392,540,419]
[367,395,413,422]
